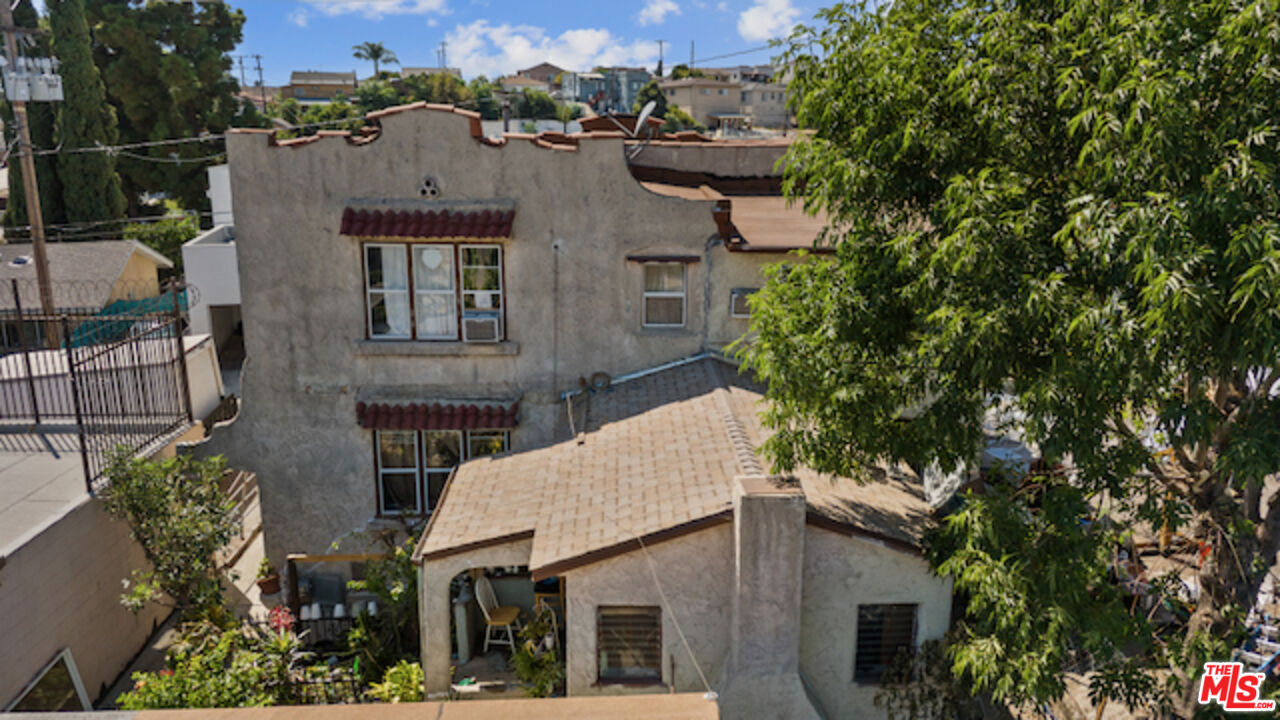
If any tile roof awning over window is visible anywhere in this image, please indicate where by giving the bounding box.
[356,401,519,430]
[340,208,515,240]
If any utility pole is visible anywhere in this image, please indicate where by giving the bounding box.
[0,2,54,317]
[690,40,694,69]
[656,39,665,77]
[438,41,447,69]
[235,55,247,88]
[252,54,266,110]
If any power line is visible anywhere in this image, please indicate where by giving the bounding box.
[6,211,212,236]
[691,44,774,65]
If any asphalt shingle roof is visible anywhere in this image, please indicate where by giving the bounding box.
[415,358,933,573]
[0,240,170,311]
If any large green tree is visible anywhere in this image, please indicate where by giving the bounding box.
[743,0,1280,715]
[1,0,63,236]
[85,0,246,214]
[632,78,668,118]
[353,41,398,78]
[49,0,124,224]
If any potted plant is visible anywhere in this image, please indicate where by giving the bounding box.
[256,557,281,595]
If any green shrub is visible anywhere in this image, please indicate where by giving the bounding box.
[510,608,563,697]
[365,660,424,703]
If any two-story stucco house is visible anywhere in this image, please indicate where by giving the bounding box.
[192,103,952,718]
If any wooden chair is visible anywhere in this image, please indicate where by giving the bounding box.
[475,575,521,653]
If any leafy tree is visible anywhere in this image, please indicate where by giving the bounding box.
[632,79,668,118]
[102,452,237,621]
[343,531,420,678]
[467,76,502,120]
[49,0,125,224]
[125,214,198,271]
[661,105,703,133]
[555,103,574,132]
[669,63,704,80]
[515,90,557,119]
[1,0,64,237]
[85,0,246,215]
[401,72,471,106]
[352,41,398,77]
[353,80,401,113]
[743,0,1280,714]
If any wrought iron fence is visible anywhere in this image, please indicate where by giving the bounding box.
[0,277,196,491]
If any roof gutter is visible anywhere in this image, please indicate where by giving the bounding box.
[559,351,712,400]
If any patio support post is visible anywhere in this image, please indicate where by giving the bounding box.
[419,563,455,696]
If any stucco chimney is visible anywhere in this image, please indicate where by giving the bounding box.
[717,475,824,719]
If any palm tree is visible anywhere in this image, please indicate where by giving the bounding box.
[352,41,399,77]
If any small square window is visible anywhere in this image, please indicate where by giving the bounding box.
[854,604,917,683]
[598,606,662,683]
[730,288,758,318]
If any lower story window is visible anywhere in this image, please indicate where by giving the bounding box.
[854,603,917,683]
[598,606,662,683]
[375,429,509,516]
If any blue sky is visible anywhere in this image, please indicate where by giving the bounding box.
[232,0,813,86]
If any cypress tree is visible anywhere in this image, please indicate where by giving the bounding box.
[49,0,124,224]
[1,0,64,238]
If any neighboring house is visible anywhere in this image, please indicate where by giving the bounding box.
[703,65,776,83]
[400,67,463,79]
[497,75,551,94]
[182,225,240,358]
[194,103,823,574]
[739,82,789,128]
[659,78,743,128]
[600,66,651,113]
[285,71,358,104]
[0,240,172,351]
[0,270,218,710]
[516,62,567,86]
[560,71,606,106]
[414,358,951,718]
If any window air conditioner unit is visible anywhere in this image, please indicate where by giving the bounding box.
[462,313,501,343]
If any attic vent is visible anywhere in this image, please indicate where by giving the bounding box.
[9,255,31,267]
[419,175,440,199]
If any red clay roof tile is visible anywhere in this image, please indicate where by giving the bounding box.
[356,401,519,430]
[340,207,515,239]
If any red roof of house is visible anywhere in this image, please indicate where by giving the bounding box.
[356,401,519,430]
[340,208,515,239]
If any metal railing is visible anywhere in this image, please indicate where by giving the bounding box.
[0,277,195,492]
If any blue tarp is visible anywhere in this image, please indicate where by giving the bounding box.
[68,289,187,347]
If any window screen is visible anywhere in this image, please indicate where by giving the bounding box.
[598,606,662,682]
[854,604,917,683]
[642,263,685,327]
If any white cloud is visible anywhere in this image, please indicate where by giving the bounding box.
[716,1,728,11]
[445,20,658,79]
[738,0,800,41]
[637,0,680,26]
[301,0,449,21]
[288,8,310,27]
[427,17,438,26]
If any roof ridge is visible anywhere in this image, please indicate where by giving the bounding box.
[705,360,764,476]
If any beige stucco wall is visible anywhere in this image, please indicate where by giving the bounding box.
[562,523,733,697]
[799,527,954,719]
[707,250,776,351]
[108,250,162,303]
[0,497,167,708]
[198,107,788,566]
[418,538,534,695]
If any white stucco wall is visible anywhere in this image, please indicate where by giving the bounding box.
[182,226,240,338]
[185,335,225,421]
[562,523,734,697]
[0,498,167,709]
[798,526,953,719]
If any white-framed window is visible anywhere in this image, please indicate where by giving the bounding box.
[854,603,917,683]
[642,262,686,327]
[363,243,505,342]
[376,430,421,515]
[365,243,411,339]
[460,244,504,342]
[6,649,90,712]
[699,88,710,95]
[373,429,509,516]
[729,287,758,318]
[412,245,457,339]
[741,91,751,103]
[718,88,729,95]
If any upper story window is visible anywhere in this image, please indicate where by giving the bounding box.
[699,88,710,95]
[741,91,751,103]
[729,288,758,318]
[718,88,729,95]
[364,243,504,342]
[642,263,686,327]
[854,603,917,683]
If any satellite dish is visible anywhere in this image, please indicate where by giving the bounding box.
[634,100,657,138]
